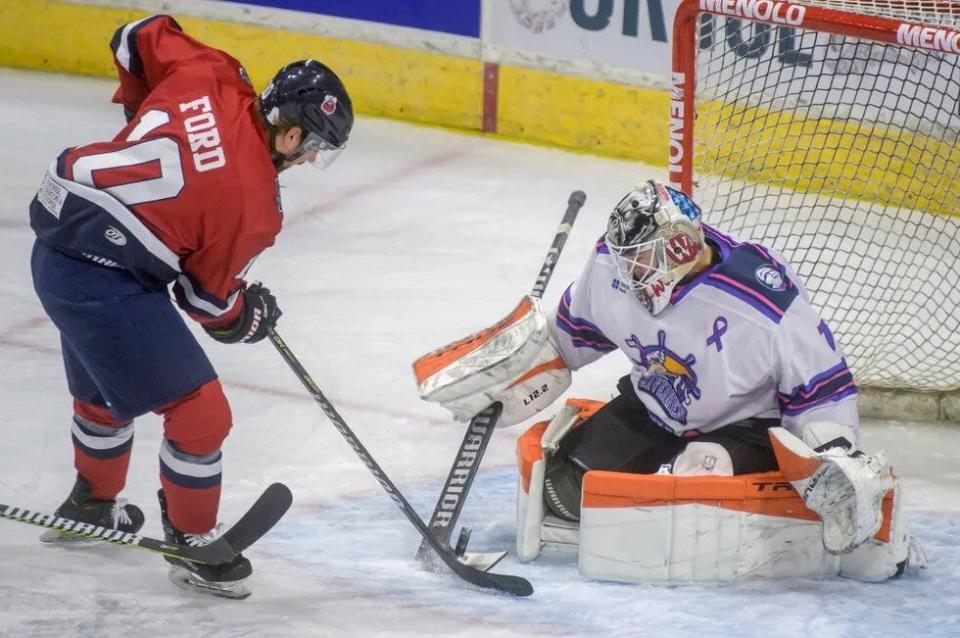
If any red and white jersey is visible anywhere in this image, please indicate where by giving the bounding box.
[30,15,281,327]
[550,225,860,440]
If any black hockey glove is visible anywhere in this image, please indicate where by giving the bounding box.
[204,283,282,345]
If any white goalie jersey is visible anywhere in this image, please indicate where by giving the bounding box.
[550,225,860,439]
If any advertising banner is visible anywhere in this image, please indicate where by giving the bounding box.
[222,0,482,37]
[487,0,682,84]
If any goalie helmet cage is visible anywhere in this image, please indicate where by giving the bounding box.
[670,0,960,421]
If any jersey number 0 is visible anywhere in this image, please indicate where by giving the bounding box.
[70,110,185,207]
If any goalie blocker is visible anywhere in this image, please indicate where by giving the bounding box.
[517,399,922,583]
[414,296,571,427]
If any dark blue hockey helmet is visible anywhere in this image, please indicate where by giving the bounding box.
[260,59,353,168]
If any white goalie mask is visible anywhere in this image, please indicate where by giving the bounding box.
[605,180,705,315]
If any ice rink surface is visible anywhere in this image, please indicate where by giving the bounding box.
[1,68,957,637]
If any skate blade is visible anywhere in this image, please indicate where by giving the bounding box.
[168,565,251,600]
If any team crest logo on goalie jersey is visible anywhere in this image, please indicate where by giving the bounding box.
[625,331,701,424]
[754,264,787,291]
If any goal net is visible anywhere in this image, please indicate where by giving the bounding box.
[670,0,960,399]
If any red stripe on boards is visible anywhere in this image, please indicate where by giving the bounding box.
[483,62,499,133]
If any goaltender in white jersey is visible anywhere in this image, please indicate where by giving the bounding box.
[553,202,857,441]
[417,180,918,576]
[538,181,892,553]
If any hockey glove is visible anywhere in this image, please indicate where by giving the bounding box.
[770,425,893,554]
[204,283,282,345]
[413,296,571,426]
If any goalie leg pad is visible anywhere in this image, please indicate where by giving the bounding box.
[838,480,921,581]
[543,455,584,522]
[577,470,839,582]
[516,402,603,561]
[515,457,546,562]
[519,407,917,583]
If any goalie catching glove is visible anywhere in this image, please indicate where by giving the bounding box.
[770,422,894,554]
[413,297,571,426]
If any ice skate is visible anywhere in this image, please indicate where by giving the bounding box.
[158,489,252,600]
[40,474,144,543]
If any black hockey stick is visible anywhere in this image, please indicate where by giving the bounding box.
[0,482,292,565]
[415,190,586,570]
[268,327,533,597]
[218,482,293,555]
[530,191,587,299]
[414,402,504,571]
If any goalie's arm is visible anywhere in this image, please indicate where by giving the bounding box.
[770,302,893,554]
[774,300,860,447]
[548,254,619,371]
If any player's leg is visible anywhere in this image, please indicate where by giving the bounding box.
[542,376,682,521]
[61,338,136,499]
[52,270,232,534]
[31,243,149,533]
[31,240,217,535]
[43,340,146,535]
[154,379,251,593]
[32,242,248,592]
[155,379,232,535]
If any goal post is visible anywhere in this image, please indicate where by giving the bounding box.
[670,0,960,420]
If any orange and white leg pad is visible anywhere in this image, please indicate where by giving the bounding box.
[516,400,918,583]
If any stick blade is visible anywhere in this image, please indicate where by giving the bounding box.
[454,563,534,597]
[220,483,293,555]
[458,550,508,572]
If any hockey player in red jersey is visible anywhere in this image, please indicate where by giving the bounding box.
[29,14,353,598]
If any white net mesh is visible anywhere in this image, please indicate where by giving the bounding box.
[691,0,960,391]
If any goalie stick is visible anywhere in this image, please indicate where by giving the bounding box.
[0,482,292,565]
[268,327,533,597]
[416,190,586,572]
